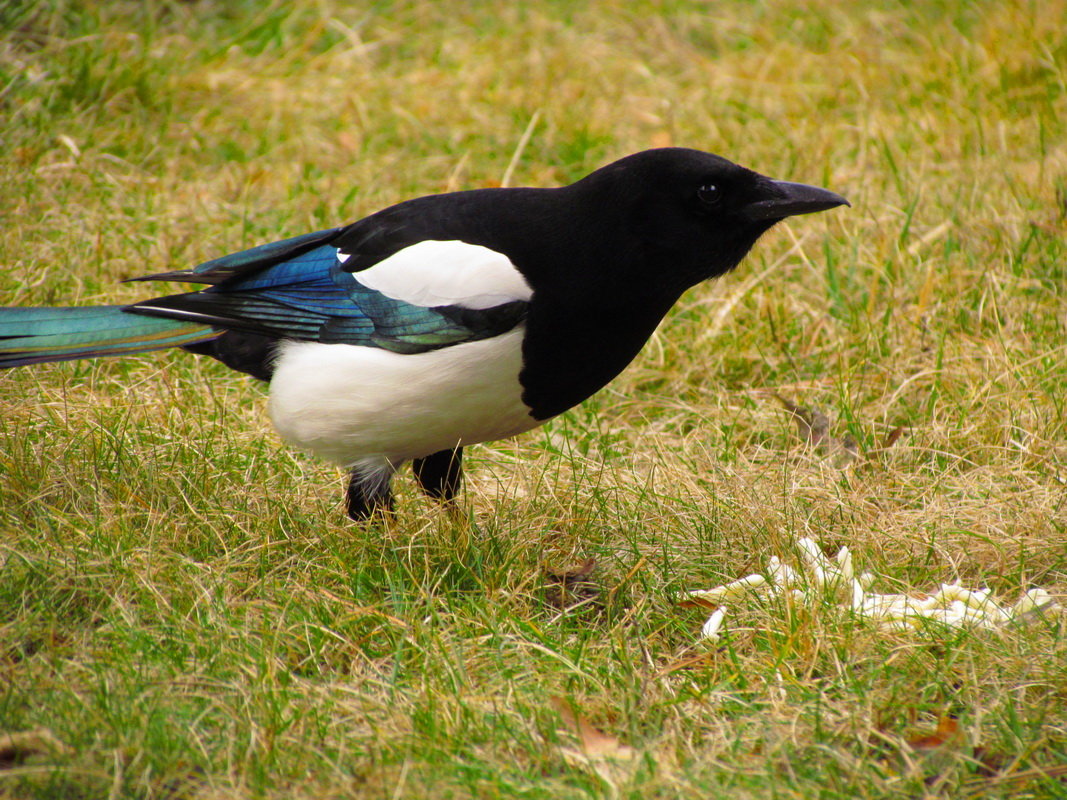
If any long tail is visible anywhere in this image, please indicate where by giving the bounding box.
[0,306,218,368]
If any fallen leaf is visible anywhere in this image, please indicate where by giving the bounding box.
[545,558,596,581]
[881,426,906,449]
[774,393,830,446]
[550,696,635,760]
[676,595,719,610]
[906,716,963,751]
[773,394,862,467]
[544,558,600,610]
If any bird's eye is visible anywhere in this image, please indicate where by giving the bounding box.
[697,183,722,206]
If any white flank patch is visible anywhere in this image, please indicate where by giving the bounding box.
[346,240,532,309]
[267,328,537,465]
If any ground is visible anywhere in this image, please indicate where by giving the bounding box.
[0,1,1065,797]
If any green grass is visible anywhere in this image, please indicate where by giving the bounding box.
[1,0,1066,797]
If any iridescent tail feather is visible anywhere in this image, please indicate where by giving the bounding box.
[0,305,217,368]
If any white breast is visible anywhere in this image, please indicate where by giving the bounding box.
[267,328,539,466]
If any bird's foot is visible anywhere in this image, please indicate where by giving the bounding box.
[346,458,398,522]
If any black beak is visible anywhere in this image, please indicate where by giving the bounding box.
[744,179,850,222]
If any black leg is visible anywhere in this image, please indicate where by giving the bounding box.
[346,461,397,521]
[411,447,463,502]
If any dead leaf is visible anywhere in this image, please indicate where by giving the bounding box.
[545,558,596,581]
[544,558,600,610]
[0,728,71,768]
[676,595,720,610]
[774,393,830,446]
[881,426,906,450]
[550,697,635,760]
[773,394,863,467]
[867,426,907,460]
[870,715,969,786]
[906,716,963,751]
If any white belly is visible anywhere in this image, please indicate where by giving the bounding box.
[267,328,539,466]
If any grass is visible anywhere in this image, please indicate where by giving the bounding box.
[1,0,1065,797]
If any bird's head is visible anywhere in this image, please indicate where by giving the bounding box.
[573,147,849,293]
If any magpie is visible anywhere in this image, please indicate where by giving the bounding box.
[0,148,847,520]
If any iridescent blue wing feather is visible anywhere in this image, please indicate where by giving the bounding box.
[129,227,346,285]
[128,243,527,354]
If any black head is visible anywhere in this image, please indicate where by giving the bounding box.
[569,147,848,293]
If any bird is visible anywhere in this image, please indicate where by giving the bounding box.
[0,148,848,520]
